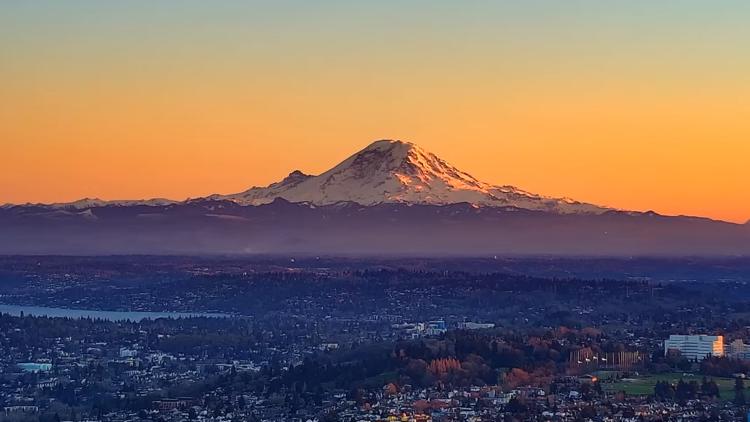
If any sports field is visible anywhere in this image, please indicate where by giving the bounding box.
[600,371,738,399]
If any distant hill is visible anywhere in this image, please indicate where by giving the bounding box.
[1,140,747,256]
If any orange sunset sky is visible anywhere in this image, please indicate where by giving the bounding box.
[1,1,749,223]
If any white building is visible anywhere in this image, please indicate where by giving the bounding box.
[458,322,496,330]
[406,320,448,338]
[423,320,447,336]
[119,347,138,358]
[664,335,724,361]
[727,339,750,360]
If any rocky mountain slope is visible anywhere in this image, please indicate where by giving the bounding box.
[209,140,607,214]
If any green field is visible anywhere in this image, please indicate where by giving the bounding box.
[600,372,737,399]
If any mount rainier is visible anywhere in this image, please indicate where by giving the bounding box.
[1,140,748,255]
[208,140,606,214]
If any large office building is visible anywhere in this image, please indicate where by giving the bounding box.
[727,339,750,360]
[664,335,724,361]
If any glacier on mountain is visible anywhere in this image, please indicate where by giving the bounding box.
[211,140,608,214]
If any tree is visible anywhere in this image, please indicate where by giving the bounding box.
[700,377,720,398]
[735,377,746,406]
[654,381,674,400]
[505,397,527,414]
[320,410,339,422]
[675,380,698,403]
[580,405,597,419]
[503,368,532,389]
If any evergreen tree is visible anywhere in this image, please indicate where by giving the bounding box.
[735,377,746,406]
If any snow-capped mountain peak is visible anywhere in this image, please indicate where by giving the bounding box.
[333,139,486,191]
[214,139,609,214]
[10,140,608,214]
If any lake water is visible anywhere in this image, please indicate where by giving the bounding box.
[0,304,229,322]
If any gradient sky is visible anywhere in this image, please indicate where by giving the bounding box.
[1,1,749,223]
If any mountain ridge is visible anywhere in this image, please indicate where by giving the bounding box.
[1,197,747,255]
[6,139,611,215]
[210,139,608,214]
[2,139,748,256]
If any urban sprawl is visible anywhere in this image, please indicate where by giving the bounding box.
[1,256,749,422]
